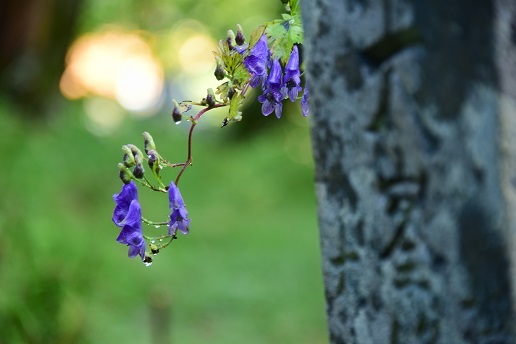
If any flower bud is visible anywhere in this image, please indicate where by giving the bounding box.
[214,60,225,81]
[122,145,135,168]
[118,163,133,184]
[133,164,144,179]
[148,150,158,167]
[147,149,161,177]
[171,99,183,124]
[235,24,245,46]
[206,88,216,108]
[226,30,236,50]
[143,132,156,154]
[150,244,160,255]
[126,144,144,165]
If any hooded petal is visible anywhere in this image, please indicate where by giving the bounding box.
[250,35,269,60]
[112,181,138,227]
[115,198,146,260]
[244,55,267,76]
[267,59,283,87]
[259,95,274,116]
[282,46,302,102]
[274,101,283,119]
[243,35,270,88]
[127,241,145,259]
[285,45,299,72]
[301,85,310,117]
[168,182,190,235]
[168,182,186,209]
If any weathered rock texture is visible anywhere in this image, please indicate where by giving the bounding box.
[301,0,516,342]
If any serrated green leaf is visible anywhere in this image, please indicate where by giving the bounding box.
[248,25,267,49]
[290,0,300,16]
[265,11,304,63]
[289,24,304,45]
[228,93,244,121]
[266,21,291,63]
[232,65,250,89]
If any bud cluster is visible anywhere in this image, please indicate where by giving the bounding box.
[112,132,190,265]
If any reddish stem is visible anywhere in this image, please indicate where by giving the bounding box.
[174,103,227,186]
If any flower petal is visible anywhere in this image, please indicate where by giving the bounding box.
[112,181,138,226]
[301,86,310,117]
[168,182,191,235]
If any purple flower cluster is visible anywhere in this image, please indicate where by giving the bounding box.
[112,180,190,261]
[243,35,309,118]
[112,181,146,260]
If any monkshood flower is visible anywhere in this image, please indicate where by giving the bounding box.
[112,181,146,260]
[243,34,270,88]
[112,181,139,227]
[301,84,309,117]
[168,181,190,235]
[258,58,284,118]
[282,45,302,102]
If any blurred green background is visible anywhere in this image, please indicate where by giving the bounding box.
[0,0,327,343]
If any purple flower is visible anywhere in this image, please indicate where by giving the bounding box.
[112,182,146,260]
[258,58,283,118]
[282,46,302,102]
[112,181,139,227]
[168,182,190,235]
[243,35,270,88]
[301,85,309,117]
[234,44,249,54]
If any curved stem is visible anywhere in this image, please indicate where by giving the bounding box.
[166,162,187,168]
[174,122,196,186]
[159,235,177,249]
[174,103,227,186]
[142,217,168,226]
[134,177,166,192]
[241,80,251,97]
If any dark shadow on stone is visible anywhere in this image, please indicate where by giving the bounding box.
[459,200,514,337]
[413,0,497,120]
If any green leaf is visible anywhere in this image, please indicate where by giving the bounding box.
[248,25,267,49]
[228,93,244,122]
[289,22,304,45]
[289,0,300,16]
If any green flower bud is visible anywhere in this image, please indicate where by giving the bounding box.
[122,145,135,168]
[235,24,245,46]
[133,164,144,179]
[147,149,161,177]
[171,99,183,124]
[126,144,144,166]
[143,132,156,154]
[214,61,225,81]
[118,163,133,184]
[226,29,236,50]
[206,88,216,108]
[150,244,160,255]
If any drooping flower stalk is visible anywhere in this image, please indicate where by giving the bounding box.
[111,0,307,266]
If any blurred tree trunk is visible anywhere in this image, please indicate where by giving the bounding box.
[302,0,516,342]
[0,0,83,117]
